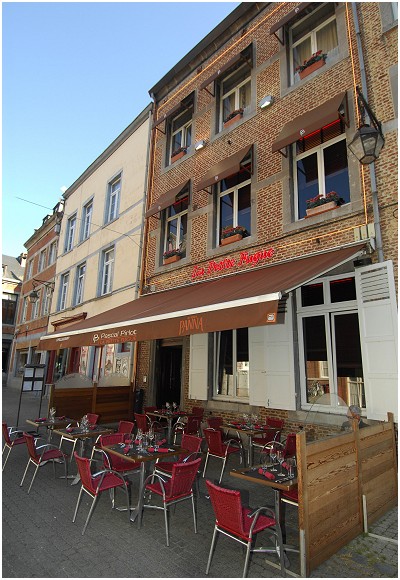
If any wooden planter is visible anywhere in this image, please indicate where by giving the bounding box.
[220,233,243,246]
[299,58,325,80]
[223,112,243,129]
[306,201,337,217]
[171,150,186,163]
[163,254,181,265]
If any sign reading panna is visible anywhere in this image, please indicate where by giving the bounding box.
[91,329,137,345]
[192,247,275,279]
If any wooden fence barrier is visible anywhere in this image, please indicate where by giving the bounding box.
[296,413,397,576]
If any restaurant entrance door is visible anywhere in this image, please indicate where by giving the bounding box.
[155,340,183,408]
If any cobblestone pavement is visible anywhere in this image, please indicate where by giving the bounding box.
[2,385,398,578]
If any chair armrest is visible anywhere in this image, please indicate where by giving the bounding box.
[182,451,202,463]
[93,468,129,491]
[247,505,276,534]
[143,472,167,497]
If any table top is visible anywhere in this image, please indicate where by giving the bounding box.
[147,411,187,422]
[52,426,113,440]
[26,417,75,428]
[230,465,297,492]
[104,443,184,464]
[223,423,267,436]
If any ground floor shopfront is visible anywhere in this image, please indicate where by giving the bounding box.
[37,244,398,431]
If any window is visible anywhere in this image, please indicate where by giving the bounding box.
[220,65,251,130]
[59,272,69,310]
[164,188,189,258]
[38,249,47,272]
[169,109,192,163]
[74,262,86,305]
[217,152,252,242]
[100,248,114,295]
[26,259,33,280]
[64,215,76,252]
[81,200,93,241]
[32,290,40,319]
[298,275,365,411]
[214,328,249,400]
[294,119,350,219]
[290,3,338,85]
[48,241,57,265]
[2,294,17,325]
[41,286,52,316]
[21,297,28,322]
[105,177,121,223]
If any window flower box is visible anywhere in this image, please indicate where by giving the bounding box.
[171,147,187,163]
[305,191,344,217]
[220,225,248,245]
[223,108,244,129]
[297,50,327,80]
[163,249,182,265]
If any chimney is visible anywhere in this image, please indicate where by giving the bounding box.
[17,253,27,267]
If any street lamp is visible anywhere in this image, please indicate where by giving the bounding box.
[28,279,55,304]
[348,86,385,164]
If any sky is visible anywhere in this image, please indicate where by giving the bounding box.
[2,1,240,258]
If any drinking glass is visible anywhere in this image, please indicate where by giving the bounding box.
[270,446,278,471]
[260,450,270,472]
[286,456,296,478]
[277,450,285,476]
[148,428,155,450]
[136,428,143,451]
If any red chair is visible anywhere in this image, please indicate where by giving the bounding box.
[143,457,202,546]
[100,433,141,478]
[191,406,204,420]
[2,422,28,471]
[20,433,68,494]
[205,480,285,577]
[117,420,135,435]
[143,406,157,413]
[86,413,99,426]
[72,452,130,535]
[173,415,202,443]
[283,433,297,457]
[153,434,202,479]
[251,417,284,460]
[207,416,223,430]
[203,428,244,483]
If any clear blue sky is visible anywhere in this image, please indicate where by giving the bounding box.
[2,1,239,257]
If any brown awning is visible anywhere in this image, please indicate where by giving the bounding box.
[38,244,366,350]
[145,181,190,218]
[269,3,312,36]
[197,145,252,192]
[199,53,244,91]
[152,94,194,129]
[271,92,348,153]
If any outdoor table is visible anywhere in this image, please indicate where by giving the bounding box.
[53,425,113,484]
[104,443,184,528]
[26,416,76,442]
[223,423,268,467]
[146,411,187,444]
[230,465,299,568]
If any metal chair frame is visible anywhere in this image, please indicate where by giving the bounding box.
[20,433,68,494]
[203,428,245,484]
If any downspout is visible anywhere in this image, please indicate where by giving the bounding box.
[352,2,384,262]
[130,102,156,393]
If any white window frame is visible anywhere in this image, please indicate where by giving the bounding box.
[21,297,28,322]
[294,133,347,220]
[219,67,251,131]
[81,201,93,241]
[26,259,33,280]
[32,290,40,319]
[217,177,251,241]
[38,249,47,272]
[48,241,57,265]
[64,215,76,252]
[41,286,52,316]
[296,273,363,414]
[101,248,114,296]
[213,329,249,402]
[74,262,86,305]
[59,272,69,310]
[106,178,121,223]
[290,9,338,84]
[170,110,192,163]
[164,204,188,254]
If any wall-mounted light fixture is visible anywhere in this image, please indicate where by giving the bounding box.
[348,86,385,165]
[28,279,55,304]
[194,139,207,151]
[259,95,274,109]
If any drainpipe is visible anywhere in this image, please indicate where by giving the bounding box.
[352,2,384,262]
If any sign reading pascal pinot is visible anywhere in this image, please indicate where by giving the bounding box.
[191,247,275,279]
[91,328,137,345]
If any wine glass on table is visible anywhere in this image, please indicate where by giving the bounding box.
[136,428,143,451]
[270,444,278,472]
[277,449,285,476]
[148,427,155,451]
